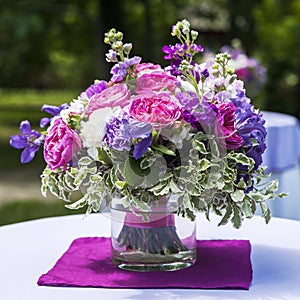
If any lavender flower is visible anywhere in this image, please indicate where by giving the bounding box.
[85,81,108,98]
[10,120,44,163]
[234,98,267,169]
[103,110,131,151]
[40,103,69,128]
[110,56,141,82]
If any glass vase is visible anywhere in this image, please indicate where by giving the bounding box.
[110,195,197,272]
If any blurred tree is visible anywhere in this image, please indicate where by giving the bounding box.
[253,0,300,116]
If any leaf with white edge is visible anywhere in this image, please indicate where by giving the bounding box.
[231,206,242,229]
[115,181,126,189]
[198,158,211,171]
[230,189,245,203]
[260,202,271,224]
[78,156,94,167]
[218,203,233,226]
[278,192,288,198]
[242,199,253,218]
[66,197,87,210]
[193,140,209,154]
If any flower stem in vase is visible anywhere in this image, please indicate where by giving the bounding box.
[117,212,187,255]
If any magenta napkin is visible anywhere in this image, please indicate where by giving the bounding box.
[37,237,252,289]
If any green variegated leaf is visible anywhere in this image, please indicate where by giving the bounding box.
[123,157,144,186]
[78,156,94,167]
[98,148,112,164]
[231,189,245,202]
[218,203,233,226]
[66,196,88,210]
[241,199,253,218]
[193,140,209,154]
[198,158,211,171]
[231,206,242,229]
[260,202,271,224]
[152,144,176,156]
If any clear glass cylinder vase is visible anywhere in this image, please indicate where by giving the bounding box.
[110,196,197,272]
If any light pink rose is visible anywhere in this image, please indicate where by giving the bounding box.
[136,63,163,74]
[44,118,82,170]
[136,72,178,93]
[216,102,243,150]
[85,83,131,116]
[129,92,182,126]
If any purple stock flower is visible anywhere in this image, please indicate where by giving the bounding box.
[40,103,69,128]
[110,56,142,82]
[176,91,218,131]
[234,99,267,169]
[85,81,108,99]
[10,120,44,163]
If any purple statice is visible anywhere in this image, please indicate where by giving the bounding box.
[85,81,108,99]
[176,91,218,132]
[110,56,141,82]
[10,120,44,163]
[40,103,69,128]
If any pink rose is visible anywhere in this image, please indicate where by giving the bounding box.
[44,118,82,170]
[129,92,182,126]
[136,63,163,74]
[85,83,131,116]
[136,72,178,93]
[216,102,243,150]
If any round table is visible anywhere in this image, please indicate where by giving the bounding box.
[262,111,300,220]
[1,213,300,299]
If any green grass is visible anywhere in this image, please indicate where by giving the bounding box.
[0,200,86,226]
[0,89,80,142]
[0,89,84,225]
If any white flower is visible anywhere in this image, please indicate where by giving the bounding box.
[80,107,121,159]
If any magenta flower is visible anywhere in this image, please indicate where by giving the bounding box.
[10,120,44,163]
[216,102,243,150]
[85,83,131,117]
[129,92,182,126]
[44,118,82,170]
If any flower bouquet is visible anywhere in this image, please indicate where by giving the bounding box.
[11,20,285,271]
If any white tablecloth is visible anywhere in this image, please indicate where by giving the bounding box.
[262,111,300,220]
[1,213,300,300]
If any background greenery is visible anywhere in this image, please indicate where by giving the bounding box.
[0,0,299,225]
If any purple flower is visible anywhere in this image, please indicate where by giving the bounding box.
[85,81,108,99]
[110,56,142,82]
[124,120,153,159]
[103,111,131,151]
[234,99,267,169]
[40,103,69,128]
[10,120,44,163]
[176,91,218,131]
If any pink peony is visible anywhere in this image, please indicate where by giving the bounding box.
[85,83,131,116]
[216,102,243,150]
[44,118,82,170]
[136,72,178,93]
[129,92,182,126]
